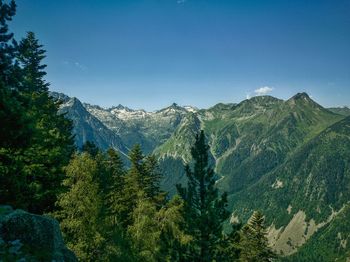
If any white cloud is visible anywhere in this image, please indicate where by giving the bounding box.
[177,0,186,4]
[74,62,87,71]
[254,86,274,96]
[62,60,87,71]
[246,93,251,100]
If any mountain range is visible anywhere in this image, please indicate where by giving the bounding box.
[51,91,350,261]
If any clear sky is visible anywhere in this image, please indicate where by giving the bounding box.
[10,0,350,110]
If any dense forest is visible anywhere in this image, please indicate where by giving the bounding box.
[0,1,275,261]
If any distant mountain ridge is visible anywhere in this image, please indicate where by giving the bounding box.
[328,106,350,117]
[50,91,350,260]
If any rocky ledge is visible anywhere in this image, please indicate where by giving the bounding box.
[0,205,77,261]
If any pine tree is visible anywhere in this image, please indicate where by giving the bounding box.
[157,195,192,261]
[0,1,34,209]
[116,145,144,229]
[17,31,48,93]
[0,0,27,148]
[2,29,74,213]
[103,148,126,226]
[54,153,105,262]
[177,130,230,262]
[0,0,17,86]
[239,211,276,262]
[99,148,136,261]
[143,155,163,201]
[118,145,166,229]
[12,31,74,213]
[128,191,161,262]
[128,192,191,262]
[82,141,99,157]
[214,223,242,262]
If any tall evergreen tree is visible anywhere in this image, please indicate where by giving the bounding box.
[128,190,191,262]
[82,141,99,157]
[99,148,136,261]
[118,145,166,229]
[0,2,33,209]
[0,0,17,86]
[239,211,276,262]
[128,191,161,262]
[0,0,29,148]
[17,31,48,92]
[143,155,164,201]
[157,195,192,261]
[11,31,74,213]
[54,153,105,262]
[0,0,35,211]
[1,30,74,213]
[116,145,144,229]
[215,223,242,261]
[103,148,126,227]
[177,130,230,262]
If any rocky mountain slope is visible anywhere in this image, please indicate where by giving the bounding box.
[84,102,195,154]
[50,92,129,159]
[50,91,350,259]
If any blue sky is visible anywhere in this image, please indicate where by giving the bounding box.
[11,0,350,110]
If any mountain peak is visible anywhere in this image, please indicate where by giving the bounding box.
[291,92,311,100]
[157,103,187,114]
[287,92,315,106]
[184,105,198,113]
[168,103,184,110]
[109,104,133,111]
[248,95,282,104]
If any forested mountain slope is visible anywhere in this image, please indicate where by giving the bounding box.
[51,91,349,258]
[231,116,350,256]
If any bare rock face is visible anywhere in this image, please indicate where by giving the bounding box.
[0,205,77,261]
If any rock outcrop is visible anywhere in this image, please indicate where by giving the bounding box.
[0,205,77,261]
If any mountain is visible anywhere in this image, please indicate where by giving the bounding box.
[230,115,350,257]
[328,106,350,117]
[50,92,128,158]
[154,112,203,195]
[214,93,341,194]
[50,91,349,259]
[84,102,193,154]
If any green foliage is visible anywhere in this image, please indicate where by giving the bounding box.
[17,31,48,93]
[128,193,191,262]
[239,211,276,262]
[0,0,17,86]
[215,223,242,262]
[54,153,104,261]
[177,130,231,261]
[156,195,192,261]
[53,145,191,261]
[81,141,100,157]
[127,192,161,261]
[0,4,74,214]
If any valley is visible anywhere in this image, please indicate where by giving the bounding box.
[52,91,350,260]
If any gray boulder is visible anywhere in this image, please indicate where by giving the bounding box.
[0,205,77,261]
